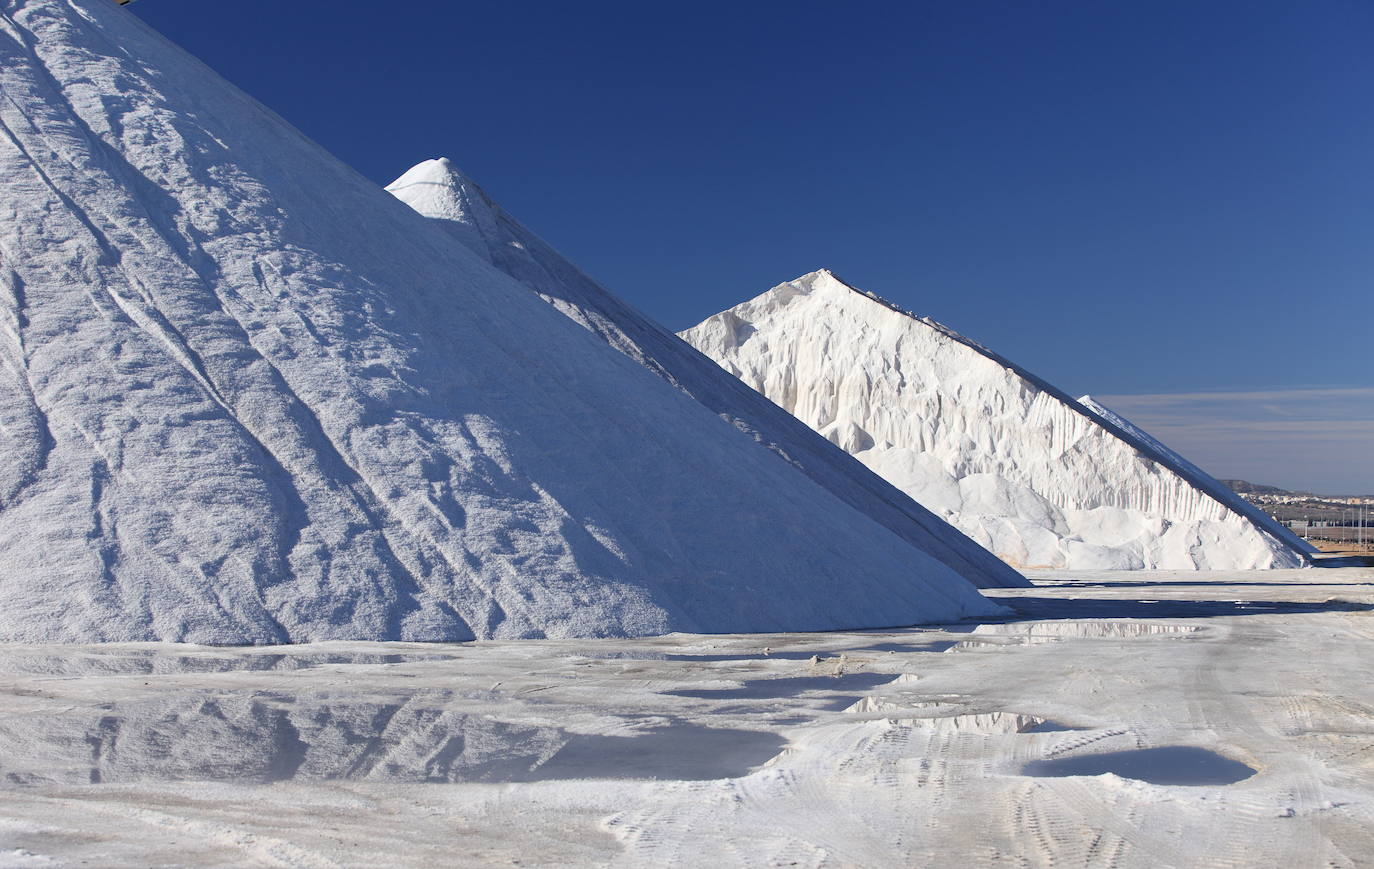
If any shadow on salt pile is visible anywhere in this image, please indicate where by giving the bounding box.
[995,597,1374,621]
[1022,746,1257,786]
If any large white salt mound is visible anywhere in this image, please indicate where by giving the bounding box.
[0,0,1004,642]
[386,159,1025,589]
[680,270,1313,570]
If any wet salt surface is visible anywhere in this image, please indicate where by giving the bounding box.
[3,569,1370,868]
[0,687,786,786]
[665,673,899,702]
[1022,746,1257,786]
[0,650,461,677]
[534,724,786,781]
[0,608,1284,791]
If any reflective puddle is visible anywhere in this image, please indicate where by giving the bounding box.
[0,691,784,786]
[1022,746,1257,785]
[533,724,785,781]
[664,672,898,702]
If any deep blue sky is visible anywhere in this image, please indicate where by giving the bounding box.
[132,0,1372,491]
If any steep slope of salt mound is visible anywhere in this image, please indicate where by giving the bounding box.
[0,0,1004,642]
[680,270,1311,570]
[1077,395,1314,556]
[385,159,1025,589]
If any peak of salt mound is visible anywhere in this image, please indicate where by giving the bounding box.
[386,160,1025,589]
[679,271,1313,570]
[0,0,1005,642]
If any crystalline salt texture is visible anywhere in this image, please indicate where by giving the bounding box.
[0,0,1005,642]
[679,270,1313,570]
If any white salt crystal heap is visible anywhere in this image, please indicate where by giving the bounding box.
[680,270,1313,570]
[0,0,1007,642]
[386,158,1024,590]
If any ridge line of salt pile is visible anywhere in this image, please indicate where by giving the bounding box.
[1075,394,1312,556]
[0,0,1004,642]
[678,269,1312,570]
[819,277,1307,557]
[818,276,1309,556]
[385,158,1026,590]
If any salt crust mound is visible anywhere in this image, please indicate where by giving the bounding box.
[0,0,1004,642]
[386,159,1025,590]
[680,270,1313,570]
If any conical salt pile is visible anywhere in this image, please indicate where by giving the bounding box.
[0,1,1003,642]
[680,270,1313,570]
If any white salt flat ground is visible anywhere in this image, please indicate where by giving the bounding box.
[1,568,1372,868]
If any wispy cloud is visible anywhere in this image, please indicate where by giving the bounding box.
[1090,387,1374,495]
[1095,387,1374,405]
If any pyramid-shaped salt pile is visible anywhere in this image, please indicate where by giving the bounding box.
[680,270,1313,570]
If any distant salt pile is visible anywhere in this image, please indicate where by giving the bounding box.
[680,270,1313,570]
[386,159,1024,590]
[0,1,1005,642]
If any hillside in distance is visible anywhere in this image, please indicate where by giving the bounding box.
[1222,480,1297,496]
